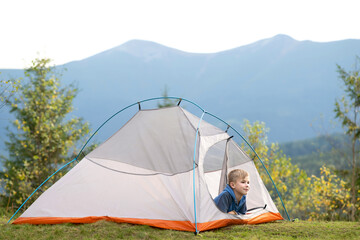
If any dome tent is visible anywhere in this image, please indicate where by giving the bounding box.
[9,97,288,233]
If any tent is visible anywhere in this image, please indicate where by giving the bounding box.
[10,98,287,232]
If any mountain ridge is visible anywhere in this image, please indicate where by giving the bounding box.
[1,34,360,145]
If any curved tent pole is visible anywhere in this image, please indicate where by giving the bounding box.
[192,111,205,234]
[75,97,205,161]
[7,157,78,223]
[7,97,204,224]
[74,101,138,162]
[205,112,291,221]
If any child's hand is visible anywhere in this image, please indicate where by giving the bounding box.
[227,211,237,215]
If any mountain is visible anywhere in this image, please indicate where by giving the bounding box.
[1,34,360,147]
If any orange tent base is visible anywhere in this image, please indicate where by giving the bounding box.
[13,212,283,232]
[198,212,283,231]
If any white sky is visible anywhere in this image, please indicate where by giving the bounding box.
[0,0,359,69]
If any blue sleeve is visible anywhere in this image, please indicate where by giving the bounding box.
[215,192,232,213]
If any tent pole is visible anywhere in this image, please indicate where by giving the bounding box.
[8,97,205,224]
[228,126,291,221]
[75,97,205,161]
[7,157,78,224]
[192,111,205,234]
[205,112,291,221]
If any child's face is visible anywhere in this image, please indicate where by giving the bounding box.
[230,176,250,196]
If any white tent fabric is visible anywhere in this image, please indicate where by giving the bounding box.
[13,106,283,231]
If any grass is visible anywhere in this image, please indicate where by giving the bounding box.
[1,214,359,240]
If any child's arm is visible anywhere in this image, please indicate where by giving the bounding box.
[215,192,232,213]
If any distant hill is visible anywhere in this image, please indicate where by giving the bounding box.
[1,34,360,147]
[279,133,353,176]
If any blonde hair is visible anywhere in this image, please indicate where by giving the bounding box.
[228,169,249,184]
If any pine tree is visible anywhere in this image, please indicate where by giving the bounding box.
[0,58,90,209]
[157,85,177,108]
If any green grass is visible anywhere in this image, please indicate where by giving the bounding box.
[0,218,360,240]
[1,215,359,240]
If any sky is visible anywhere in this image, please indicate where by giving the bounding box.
[1,0,359,69]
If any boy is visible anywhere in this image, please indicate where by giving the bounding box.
[214,169,250,215]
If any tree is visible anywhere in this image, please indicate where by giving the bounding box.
[334,56,360,221]
[241,120,313,219]
[157,85,177,108]
[0,58,91,209]
[310,165,353,221]
[241,120,355,220]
